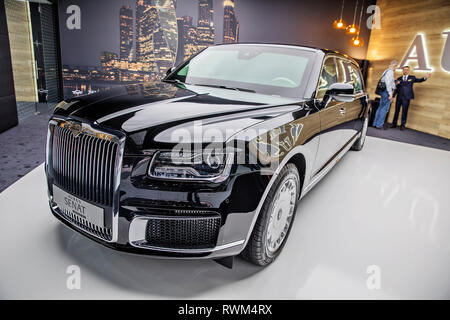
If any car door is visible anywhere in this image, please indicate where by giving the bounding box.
[312,56,347,176]
[336,58,367,143]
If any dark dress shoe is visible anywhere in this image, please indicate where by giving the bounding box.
[389,123,397,128]
[383,124,389,130]
[400,125,405,131]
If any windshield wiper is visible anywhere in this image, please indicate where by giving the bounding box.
[163,80,256,93]
[194,84,256,93]
[163,79,184,85]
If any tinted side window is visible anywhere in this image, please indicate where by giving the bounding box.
[316,57,338,100]
[336,58,348,83]
[350,63,363,93]
[336,58,363,93]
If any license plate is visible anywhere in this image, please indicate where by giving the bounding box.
[53,185,104,227]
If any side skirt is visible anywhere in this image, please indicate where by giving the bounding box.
[301,132,360,198]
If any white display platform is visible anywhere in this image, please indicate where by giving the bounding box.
[1,137,449,299]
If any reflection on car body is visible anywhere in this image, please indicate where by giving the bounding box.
[45,44,369,267]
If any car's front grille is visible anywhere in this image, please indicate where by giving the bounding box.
[145,216,221,249]
[50,123,119,207]
[47,118,123,242]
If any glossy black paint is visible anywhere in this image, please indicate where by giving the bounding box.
[48,44,368,258]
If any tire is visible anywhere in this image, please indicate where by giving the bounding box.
[351,112,369,151]
[241,163,300,266]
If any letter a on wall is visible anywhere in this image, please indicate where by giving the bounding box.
[399,34,432,71]
[442,31,450,72]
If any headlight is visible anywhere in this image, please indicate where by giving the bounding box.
[148,151,233,182]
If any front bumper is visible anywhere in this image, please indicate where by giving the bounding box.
[48,167,268,259]
[46,116,270,259]
[49,201,256,259]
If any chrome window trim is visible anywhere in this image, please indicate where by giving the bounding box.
[46,116,125,243]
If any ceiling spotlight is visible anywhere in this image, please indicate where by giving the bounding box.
[333,18,347,30]
[346,23,360,35]
[333,0,347,30]
[350,35,364,47]
[345,0,361,35]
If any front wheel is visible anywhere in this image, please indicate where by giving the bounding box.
[241,163,300,266]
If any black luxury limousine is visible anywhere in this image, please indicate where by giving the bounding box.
[46,44,369,267]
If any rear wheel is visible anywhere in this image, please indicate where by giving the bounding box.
[241,163,300,266]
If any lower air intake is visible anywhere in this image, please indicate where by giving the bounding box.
[145,216,221,249]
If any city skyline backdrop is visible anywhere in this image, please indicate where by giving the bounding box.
[59,0,240,97]
[59,0,238,68]
[58,0,376,98]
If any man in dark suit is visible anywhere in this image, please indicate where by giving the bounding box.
[391,66,431,130]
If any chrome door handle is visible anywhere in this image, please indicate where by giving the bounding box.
[340,107,346,115]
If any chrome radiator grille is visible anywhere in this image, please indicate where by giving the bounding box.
[58,205,113,241]
[50,122,119,207]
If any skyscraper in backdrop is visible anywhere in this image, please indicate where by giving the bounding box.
[119,6,134,61]
[135,0,177,77]
[135,0,158,74]
[100,51,119,81]
[153,0,178,75]
[223,0,239,43]
[178,15,198,63]
[197,0,214,51]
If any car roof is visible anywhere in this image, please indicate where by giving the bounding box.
[212,42,359,66]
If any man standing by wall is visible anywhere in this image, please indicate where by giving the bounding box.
[391,66,431,130]
[373,60,398,129]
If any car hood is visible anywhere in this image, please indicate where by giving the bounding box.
[54,81,307,150]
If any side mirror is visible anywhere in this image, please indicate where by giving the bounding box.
[166,66,175,76]
[324,83,355,105]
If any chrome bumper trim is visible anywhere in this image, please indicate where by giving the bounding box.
[128,216,245,253]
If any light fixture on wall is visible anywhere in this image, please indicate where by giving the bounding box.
[345,0,360,35]
[350,0,365,47]
[333,0,347,30]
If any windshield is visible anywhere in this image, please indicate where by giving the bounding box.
[169,44,315,100]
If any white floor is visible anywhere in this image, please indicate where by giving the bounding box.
[1,136,449,299]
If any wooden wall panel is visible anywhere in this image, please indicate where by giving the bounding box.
[365,0,450,139]
[4,0,37,103]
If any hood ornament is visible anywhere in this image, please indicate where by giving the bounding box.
[67,120,83,138]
